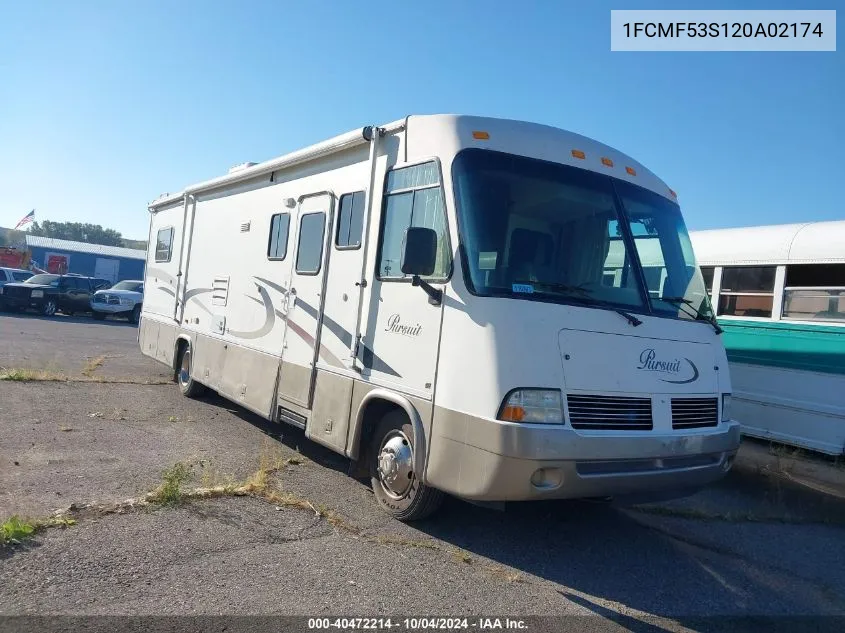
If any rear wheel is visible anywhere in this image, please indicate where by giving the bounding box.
[369,411,444,521]
[176,345,205,398]
[42,300,57,317]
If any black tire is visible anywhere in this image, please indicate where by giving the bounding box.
[92,312,106,320]
[176,345,205,398]
[42,300,57,317]
[130,304,141,325]
[369,410,444,521]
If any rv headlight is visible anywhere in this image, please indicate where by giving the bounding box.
[722,393,732,422]
[498,389,564,424]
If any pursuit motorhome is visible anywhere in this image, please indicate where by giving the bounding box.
[141,114,739,520]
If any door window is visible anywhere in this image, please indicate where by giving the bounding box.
[295,212,326,274]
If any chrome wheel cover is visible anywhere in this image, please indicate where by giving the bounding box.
[376,429,414,500]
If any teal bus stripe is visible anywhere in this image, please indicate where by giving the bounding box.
[718,319,845,376]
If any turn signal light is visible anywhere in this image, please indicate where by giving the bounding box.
[601,157,614,167]
[472,131,490,140]
[626,166,637,176]
[571,149,586,159]
[499,405,526,422]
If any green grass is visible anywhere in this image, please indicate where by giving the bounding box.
[1,516,36,545]
[1,515,77,547]
[149,462,191,506]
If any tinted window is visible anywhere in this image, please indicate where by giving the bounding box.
[12,271,31,281]
[785,264,845,287]
[26,274,59,285]
[378,162,450,280]
[336,191,366,248]
[295,212,326,274]
[718,266,776,318]
[155,227,174,263]
[268,213,290,260]
[62,277,78,289]
[700,267,714,293]
[720,266,775,292]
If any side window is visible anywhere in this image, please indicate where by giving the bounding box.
[377,162,451,280]
[700,267,715,294]
[13,272,31,282]
[718,266,776,318]
[155,227,174,263]
[782,263,845,323]
[268,213,291,260]
[336,191,366,249]
[295,212,326,274]
[63,277,77,289]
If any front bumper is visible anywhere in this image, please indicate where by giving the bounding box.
[91,302,133,315]
[426,410,741,502]
[2,296,44,310]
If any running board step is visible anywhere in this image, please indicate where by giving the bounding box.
[277,406,307,429]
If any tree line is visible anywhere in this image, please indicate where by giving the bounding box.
[26,221,146,249]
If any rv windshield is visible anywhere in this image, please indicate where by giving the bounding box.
[452,149,713,322]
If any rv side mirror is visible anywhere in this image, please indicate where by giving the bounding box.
[401,227,437,276]
[401,227,442,305]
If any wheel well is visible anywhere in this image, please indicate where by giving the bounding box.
[350,399,406,478]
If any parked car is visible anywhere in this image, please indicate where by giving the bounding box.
[91,280,144,323]
[0,267,34,309]
[1,273,99,316]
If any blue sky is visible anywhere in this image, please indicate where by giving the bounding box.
[1,0,841,240]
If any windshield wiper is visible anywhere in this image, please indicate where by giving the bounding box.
[661,296,723,334]
[513,280,642,327]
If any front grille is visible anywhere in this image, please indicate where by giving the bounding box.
[566,394,653,431]
[108,296,120,305]
[2,286,30,299]
[672,397,719,429]
[93,294,106,303]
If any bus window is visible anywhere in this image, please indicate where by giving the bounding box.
[718,266,776,318]
[782,264,845,323]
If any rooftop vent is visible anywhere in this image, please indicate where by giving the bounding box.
[228,162,258,174]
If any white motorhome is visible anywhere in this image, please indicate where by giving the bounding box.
[140,114,739,520]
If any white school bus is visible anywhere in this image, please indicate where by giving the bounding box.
[140,114,739,520]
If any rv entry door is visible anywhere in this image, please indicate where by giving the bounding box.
[277,193,334,409]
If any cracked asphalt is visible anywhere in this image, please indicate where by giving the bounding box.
[2,312,845,623]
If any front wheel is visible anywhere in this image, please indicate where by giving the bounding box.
[177,345,206,398]
[42,300,57,317]
[369,411,444,521]
[130,304,141,325]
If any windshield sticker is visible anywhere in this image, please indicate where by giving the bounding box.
[478,251,498,270]
[512,283,535,294]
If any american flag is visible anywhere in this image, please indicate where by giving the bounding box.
[14,209,35,229]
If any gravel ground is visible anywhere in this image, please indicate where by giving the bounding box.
[1,313,845,622]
